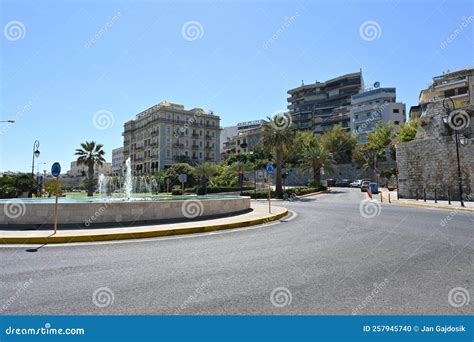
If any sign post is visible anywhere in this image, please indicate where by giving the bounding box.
[51,162,61,234]
[178,174,187,194]
[266,163,274,214]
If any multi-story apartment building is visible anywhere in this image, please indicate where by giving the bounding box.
[419,67,474,109]
[111,147,124,176]
[350,87,406,143]
[67,161,112,177]
[123,101,221,175]
[287,71,363,135]
[222,120,264,156]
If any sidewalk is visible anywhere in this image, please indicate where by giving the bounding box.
[0,203,288,244]
[378,188,474,212]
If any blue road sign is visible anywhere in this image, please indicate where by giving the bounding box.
[51,162,61,177]
[266,163,274,174]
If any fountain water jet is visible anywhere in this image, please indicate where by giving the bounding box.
[124,157,133,198]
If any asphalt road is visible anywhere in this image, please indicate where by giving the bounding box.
[1,188,472,315]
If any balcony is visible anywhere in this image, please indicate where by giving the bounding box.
[204,146,213,150]
[174,143,184,148]
[192,133,200,137]
[191,144,199,149]
[204,135,213,140]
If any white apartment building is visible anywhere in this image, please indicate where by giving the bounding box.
[112,147,124,176]
[123,101,221,175]
[68,161,112,177]
[350,87,406,143]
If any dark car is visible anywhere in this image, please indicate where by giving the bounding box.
[326,179,336,187]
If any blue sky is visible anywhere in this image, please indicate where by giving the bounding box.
[0,0,472,172]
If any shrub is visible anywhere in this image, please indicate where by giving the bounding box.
[171,186,183,195]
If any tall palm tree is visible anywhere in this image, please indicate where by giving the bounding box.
[75,141,106,197]
[300,144,334,188]
[261,117,295,198]
[192,162,217,195]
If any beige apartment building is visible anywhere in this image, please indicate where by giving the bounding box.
[123,101,221,175]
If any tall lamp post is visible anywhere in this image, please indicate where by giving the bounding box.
[31,140,41,178]
[441,98,468,207]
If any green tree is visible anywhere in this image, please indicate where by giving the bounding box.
[192,162,218,194]
[299,143,335,188]
[319,125,358,164]
[0,174,40,198]
[75,141,106,197]
[396,119,420,143]
[164,163,196,187]
[260,118,295,198]
[352,122,394,175]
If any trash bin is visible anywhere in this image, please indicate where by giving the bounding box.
[369,182,379,194]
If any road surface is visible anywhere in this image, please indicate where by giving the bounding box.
[1,188,472,315]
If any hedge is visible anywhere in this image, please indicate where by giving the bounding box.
[240,186,327,199]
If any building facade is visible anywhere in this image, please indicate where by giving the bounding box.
[123,101,221,175]
[287,71,363,135]
[111,147,124,176]
[350,87,406,143]
[396,67,474,200]
[222,120,264,157]
[67,161,112,177]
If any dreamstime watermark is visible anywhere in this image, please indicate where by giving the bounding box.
[181,21,204,41]
[174,109,206,138]
[269,110,292,130]
[84,12,122,49]
[5,323,85,336]
[359,20,381,41]
[352,103,388,135]
[174,278,211,314]
[92,110,115,130]
[448,287,470,308]
[92,286,114,308]
[359,198,381,219]
[0,95,38,136]
[4,20,26,41]
[3,199,26,219]
[84,203,108,227]
[352,278,389,315]
[181,199,204,219]
[0,278,33,313]
[440,16,474,50]
[447,109,470,131]
[262,12,300,49]
[270,287,292,307]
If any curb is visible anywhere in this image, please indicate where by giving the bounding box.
[298,189,331,198]
[388,200,474,213]
[0,209,289,245]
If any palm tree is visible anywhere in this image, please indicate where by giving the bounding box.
[300,144,334,188]
[192,162,217,195]
[75,141,106,197]
[261,117,295,198]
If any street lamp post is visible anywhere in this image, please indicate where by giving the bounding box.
[31,140,41,179]
[441,98,467,207]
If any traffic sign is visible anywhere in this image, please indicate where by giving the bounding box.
[51,162,61,177]
[266,163,274,174]
[178,174,187,183]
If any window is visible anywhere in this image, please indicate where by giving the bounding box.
[393,109,399,113]
[394,121,400,125]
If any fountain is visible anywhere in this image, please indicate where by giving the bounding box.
[0,154,250,227]
[124,157,132,198]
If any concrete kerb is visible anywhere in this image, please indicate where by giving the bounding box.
[0,207,289,245]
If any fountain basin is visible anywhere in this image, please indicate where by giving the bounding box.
[0,195,251,227]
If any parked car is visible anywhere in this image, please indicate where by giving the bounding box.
[350,180,362,188]
[326,179,336,187]
[334,179,350,187]
[360,181,371,192]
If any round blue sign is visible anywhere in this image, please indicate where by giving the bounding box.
[51,162,61,177]
[266,163,274,174]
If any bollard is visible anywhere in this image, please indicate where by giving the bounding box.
[416,189,419,201]
[434,189,437,203]
[448,189,451,205]
[388,193,391,203]
[423,188,426,202]
[380,192,383,203]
